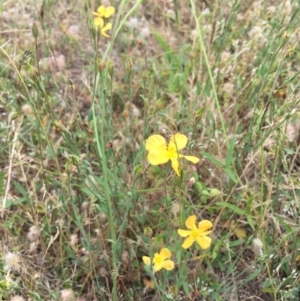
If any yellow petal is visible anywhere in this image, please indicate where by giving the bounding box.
[198,220,213,233]
[153,262,163,272]
[101,23,112,37]
[161,260,174,271]
[97,5,106,16]
[142,256,151,266]
[104,6,115,18]
[183,155,199,164]
[92,12,101,17]
[177,229,191,238]
[147,149,169,165]
[170,157,180,176]
[159,248,171,260]
[94,17,104,28]
[182,236,195,249]
[195,235,212,249]
[153,252,160,264]
[168,133,187,151]
[185,215,197,230]
[146,135,167,151]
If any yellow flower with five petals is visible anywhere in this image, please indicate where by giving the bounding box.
[177,215,213,249]
[145,133,199,176]
[92,5,115,19]
[142,248,174,272]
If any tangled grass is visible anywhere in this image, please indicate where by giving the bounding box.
[1,0,300,300]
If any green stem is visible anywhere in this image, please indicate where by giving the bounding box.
[189,0,228,145]
[92,54,118,301]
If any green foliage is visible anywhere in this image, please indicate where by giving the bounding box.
[1,0,300,301]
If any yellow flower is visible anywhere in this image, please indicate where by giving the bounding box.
[145,133,199,176]
[93,18,112,37]
[92,5,115,37]
[92,5,115,18]
[177,215,213,249]
[142,248,174,272]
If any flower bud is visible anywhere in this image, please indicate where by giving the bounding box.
[188,177,195,186]
[142,70,148,86]
[144,227,153,238]
[99,61,106,73]
[32,22,39,39]
[126,58,133,71]
[107,60,114,78]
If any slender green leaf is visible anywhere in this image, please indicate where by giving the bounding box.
[200,151,224,168]
[216,202,245,215]
[225,137,235,167]
[225,168,238,183]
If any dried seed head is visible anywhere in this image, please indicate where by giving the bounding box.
[140,26,151,38]
[67,25,80,36]
[99,212,107,223]
[27,225,40,242]
[4,252,21,272]
[223,82,235,98]
[190,29,198,40]
[94,229,101,237]
[122,251,129,264]
[99,267,107,277]
[126,17,139,28]
[61,289,74,301]
[252,238,263,256]
[102,0,111,6]
[28,242,38,254]
[80,248,89,256]
[188,177,195,186]
[70,234,79,246]
[10,295,25,301]
[171,201,180,217]
[81,201,89,211]
[22,104,33,115]
[286,123,297,141]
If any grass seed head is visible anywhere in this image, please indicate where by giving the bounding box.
[10,296,25,301]
[21,104,33,115]
[252,238,263,256]
[4,252,21,272]
[60,289,74,301]
[27,225,40,242]
[70,234,79,246]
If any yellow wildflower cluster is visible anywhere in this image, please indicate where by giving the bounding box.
[142,216,212,273]
[142,133,213,282]
[92,5,115,37]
